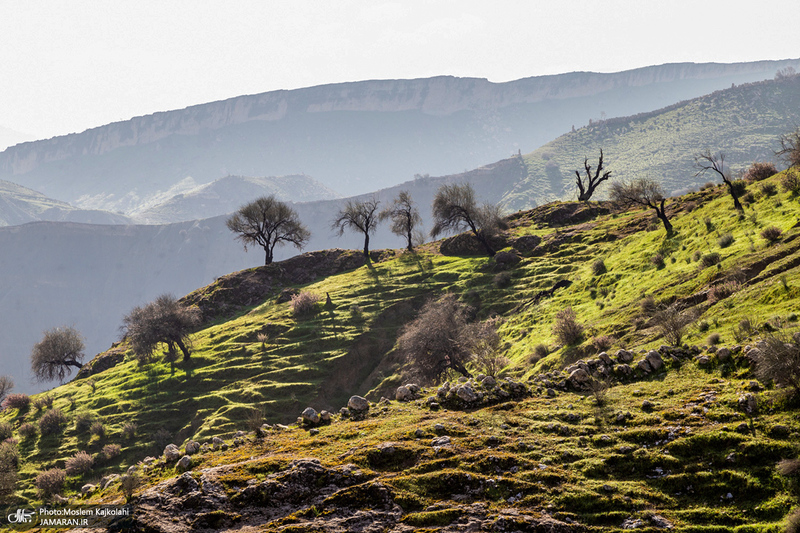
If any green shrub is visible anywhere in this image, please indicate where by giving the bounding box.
[90,421,106,438]
[591,258,607,276]
[122,422,138,440]
[708,280,741,303]
[700,252,721,268]
[1,393,30,411]
[741,191,756,205]
[0,442,19,497]
[291,291,321,317]
[120,473,141,502]
[592,335,614,353]
[553,307,584,345]
[493,271,512,288]
[35,468,66,498]
[760,182,778,196]
[74,411,95,433]
[38,408,67,435]
[753,333,800,397]
[0,422,12,441]
[532,343,549,362]
[781,171,800,195]
[99,444,122,462]
[717,233,734,248]
[65,451,94,476]
[650,253,665,269]
[707,332,721,345]
[761,226,783,243]
[32,394,54,411]
[17,423,37,439]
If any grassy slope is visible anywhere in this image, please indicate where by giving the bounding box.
[2,171,800,530]
[503,74,800,210]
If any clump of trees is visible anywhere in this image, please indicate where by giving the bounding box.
[575,149,611,202]
[226,195,310,265]
[399,294,503,382]
[332,197,381,260]
[122,294,200,363]
[609,177,673,235]
[30,326,85,383]
[379,190,422,252]
[695,150,745,212]
[431,183,505,257]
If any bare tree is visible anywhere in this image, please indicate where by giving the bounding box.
[0,376,13,404]
[776,127,800,169]
[226,195,310,265]
[431,183,505,257]
[122,294,200,362]
[695,150,744,212]
[30,327,85,383]
[379,190,422,252]
[331,197,380,260]
[610,178,674,235]
[398,294,475,382]
[575,149,611,201]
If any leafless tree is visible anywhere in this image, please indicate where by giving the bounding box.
[610,177,674,235]
[30,327,85,383]
[695,150,744,212]
[379,190,422,252]
[398,294,476,382]
[122,294,200,362]
[776,127,800,169]
[431,183,505,257]
[575,149,611,201]
[0,376,12,404]
[226,195,310,265]
[331,197,381,260]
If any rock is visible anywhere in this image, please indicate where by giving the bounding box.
[735,422,750,434]
[212,436,225,450]
[748,380,762,391]
[309,428,320,436]
[75,348,126,379]
[81,483,96,495]
[481,375,497,388]
[598,352,613,366]
[276,287,299,303]
[641,400,655,411]
[176,455,192,472]
[395,386,413,402]
[645,350,664,372]
[716,347,732,362]
[546,388,556,397]
[163,444,182,462]
[340,407,351,418]
[738,393,758,416]
[456,384,478,402]
[184,441,200,455]
[615,349,634,363]
[319,410,332,422]
[513,234,542,253]
[649,514,674,529]
[406,383,420,394]
[494,251,521,267]
[567,368,591,390]
[697,355,711,366]
[770,424,791,438]
[99,474,119,490]
[431,436,451,447]
[348,395,369,412]
[301,407,321,425]
[637,359,653,373]
[614,364,632,377]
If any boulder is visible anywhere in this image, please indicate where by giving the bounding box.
[738,393,758,416]
[177,455,192,472]
[481,375,497,388]
[276,287,299,303]
[163,444,182,462]
[99,474,119,490]
[567,368,591,390]
[615,349,634,364]
[614,364,632,377]
[513,235,542,253]
[212,436,225,450]
[184,441,200,455]
[598,352,613,366]
[494,251,521,267]
[696,355,711,366]
[637,359,653,373]
[406,383,420,394]
[395,386,414,402]
[645,350,664,372]
[319,410,332,422]
[301,407,321,425]
[81,483,96,495]
[457,384,478,403]
[431,436,451,447]
[716,347,732,362]
[348,395,369,412]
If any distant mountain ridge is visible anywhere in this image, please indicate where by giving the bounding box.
[2,59,798,214]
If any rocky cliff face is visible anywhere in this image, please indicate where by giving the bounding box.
[2,59,797,210]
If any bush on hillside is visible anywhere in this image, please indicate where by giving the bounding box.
[592,335,615,353]
[743,161,778,182]
[717,233,735,248]
[707,332,721,345]
[18,423,37,439]
[89,421,106,438]
[760,182,778,196]
[74,411,96,433]
[33,395,54,410]
[553,307,584,346]
[591,258,607,276]
[99,444,122,462]
[38,408,67,435]
[652,303,698,346]
[708,280,741,303]
[0,422,12,441]
[121,422,138,440]
[0,442,19,497]
[493,271,512,288]
[700,252,721,268]
[291,291,321,317]
[650,253,665,269]
[781,171,800,195]
[752,332,800,397]
[761,226,783,244]
[120,473,141,502]
[2,393,30,411]
[35,468,66,498]
[65,451,94,476]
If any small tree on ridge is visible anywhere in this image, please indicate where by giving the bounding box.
[695,150,744,212]
[431,183,505,257]
[610,177,674,235]
[31,327,85,383]
[122,294,200,363]
[575,149,611,202]
[226,195,310,265]
[331,197,381,260]
[379,190,422,252]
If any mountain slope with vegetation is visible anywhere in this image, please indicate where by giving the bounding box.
[2,166,800,530]
[503,73,800,210]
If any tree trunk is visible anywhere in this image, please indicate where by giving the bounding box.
[264,247,273,265]
[450,358,473,378]
[474,230,496,257]
[64,360,83,368]
[655,200,673,236]
[363,233,370,261]
[175,338,191,361]
[406,228,413,252]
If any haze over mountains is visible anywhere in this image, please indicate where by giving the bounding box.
[1,59,799,393]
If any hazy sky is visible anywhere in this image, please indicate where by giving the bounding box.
[1,0,797,141]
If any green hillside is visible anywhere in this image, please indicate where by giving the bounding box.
[2,169,800,531]
[503,74,800,210]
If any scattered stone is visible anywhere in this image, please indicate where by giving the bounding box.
[348,395,370,412]
[456,384,478,403]
[770,425,791,438]
[614,364,632,377]
[414,428,425,438]
[649,514,674,529]
[567,368,591,390]
[748,381,762,391]
[309,428,320,436]
[81,483,96,495]
[735,422,750,434]
[431,436,451,447]
[598,352,613,365]
[641,400,655,411]
[301,407,321,425]
[99,474,119,490]
[184,441,200,455]
[738,393,758,416]
[696,355,711,366]
[616,349,634,363]
[163,444,182,462]
[481,375,497,388]
[434,423,445,432]
[176,455,192,472]
[645,350,664,372]
[212,437,225,450]
[319,410,332,422]
[716,347,732,362]
[395,386,413,402]
[546,388,556,397]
